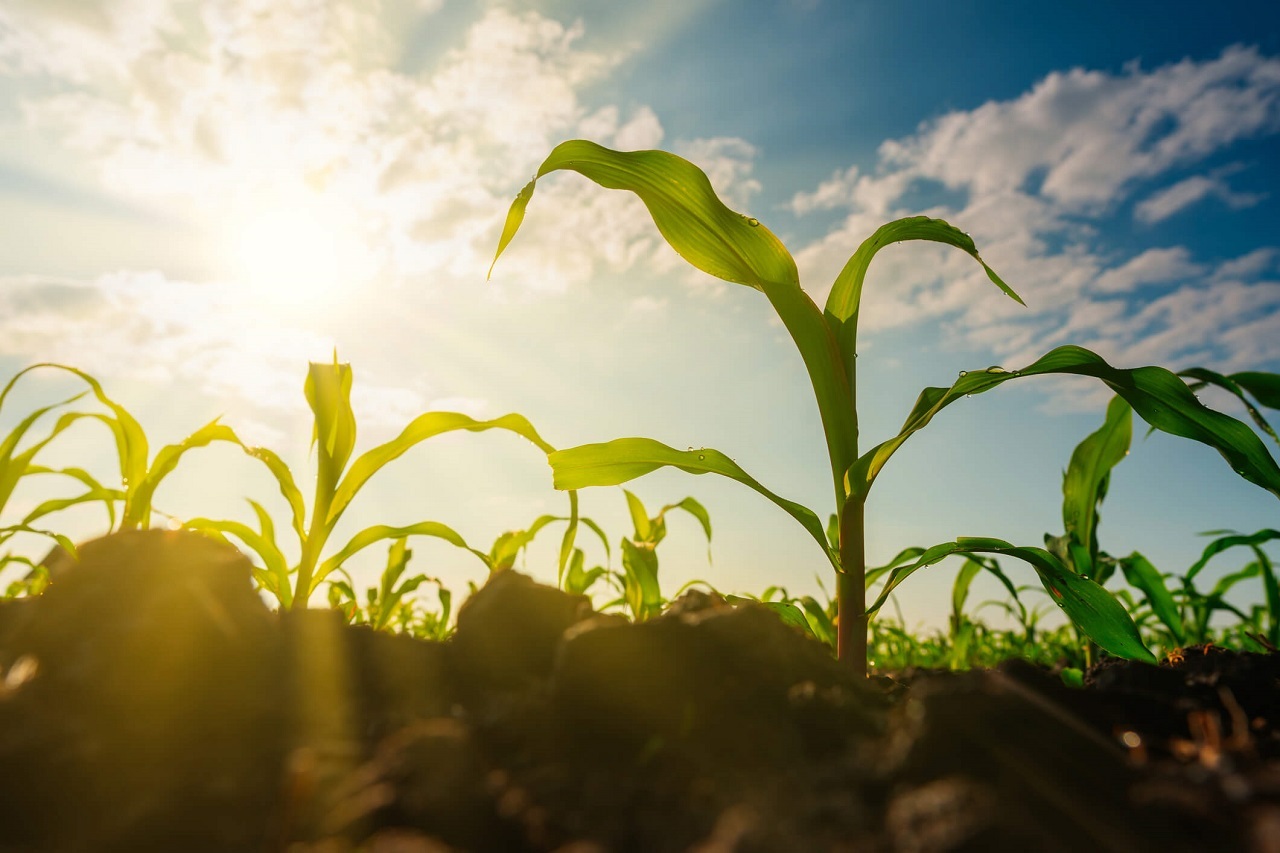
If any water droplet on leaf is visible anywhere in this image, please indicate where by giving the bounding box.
[958,370,968,378]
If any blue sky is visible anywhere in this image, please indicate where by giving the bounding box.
[1,0,1279,629]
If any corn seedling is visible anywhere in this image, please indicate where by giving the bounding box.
[326,538,453,638]
[590,489,713,621]
[491,139,1280,675]
[185,356,570,608]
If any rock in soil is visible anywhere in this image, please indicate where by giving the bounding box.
[2,530,1279,851]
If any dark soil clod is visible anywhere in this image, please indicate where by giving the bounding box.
[2,530,1279,851]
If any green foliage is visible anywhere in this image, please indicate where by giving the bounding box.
[489,139,1280,673]
[186,355,566,608]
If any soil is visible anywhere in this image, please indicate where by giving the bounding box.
[2,529,1279,852]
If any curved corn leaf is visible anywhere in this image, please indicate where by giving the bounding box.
[864,546,928,589]
[658,496,713,561]
[1062,396,1132,577]
[623,489,652,541]
[489,139,857,502]
[1232,372,1280,409]
[184,515,292,608]
[236,445,307,542]
[0,405,93,515]
[1185,529,1280,582]
[824,216,1024,369]
[549,437,836,570]
[315,521,489,596]
[847,345,1280,503]
[867,536,1154,663]
[0,524,78,560]
[127,420,242,528]
[18,364,150,498]
[1180,367,1280,448]
[1118,552,1185,645]
[328,411,555,527]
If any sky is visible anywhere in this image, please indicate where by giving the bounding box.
[1,0,1279,630]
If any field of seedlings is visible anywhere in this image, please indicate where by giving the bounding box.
[3,141,1280,850]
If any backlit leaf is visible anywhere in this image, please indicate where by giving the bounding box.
[549,437,836,570]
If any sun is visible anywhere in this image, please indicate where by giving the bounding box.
[226,198,372,314]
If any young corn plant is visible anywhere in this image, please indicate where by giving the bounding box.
[490,140,1280,675]
[326,538,454,637]
[186,356,573,609]
[0,362,249,585]
[608,489,712,620]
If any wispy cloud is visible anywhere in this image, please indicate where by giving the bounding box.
[1134,166,1267,224]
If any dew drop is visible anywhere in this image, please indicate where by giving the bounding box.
[698,454,705,461]
[958,370,968,378]
[985,366,1007,374]
[747,218,760,227]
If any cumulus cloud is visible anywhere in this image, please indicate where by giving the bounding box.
[790,45,1280,407]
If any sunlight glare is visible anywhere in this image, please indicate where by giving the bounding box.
[227,198,372,315]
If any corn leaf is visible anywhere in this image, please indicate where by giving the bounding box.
[315,521,489,596]
[848,345,1280,503]
[1061,396,1132,578]
[22,364,150,498]
[1117,552,1185,645]
[867,537,1155,663]
[127,420,242,528]
[305,359,357,498]
[620,538,662,619]
[0,405,92,515]
[1179,367,1280,448]
[489,139,858,502]
[549,437,837,570]
[824,216,1024,369]
[1232,371,1280,409]
[658,496,713,560]
[328,411,555,527]
[1185,528,1280,582]
[184,515,292,608]
[623,489,652,541]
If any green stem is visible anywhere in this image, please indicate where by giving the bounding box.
[838,499,867,677]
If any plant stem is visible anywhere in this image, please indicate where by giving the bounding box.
[838,499,868,677]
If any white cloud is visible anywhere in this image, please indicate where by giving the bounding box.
[1093,247,1202,293]
[791,45,1280,409]
[2,2,760,300]
[1135,171,1266,223]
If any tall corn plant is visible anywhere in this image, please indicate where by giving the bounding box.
[490,140,1280,675]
